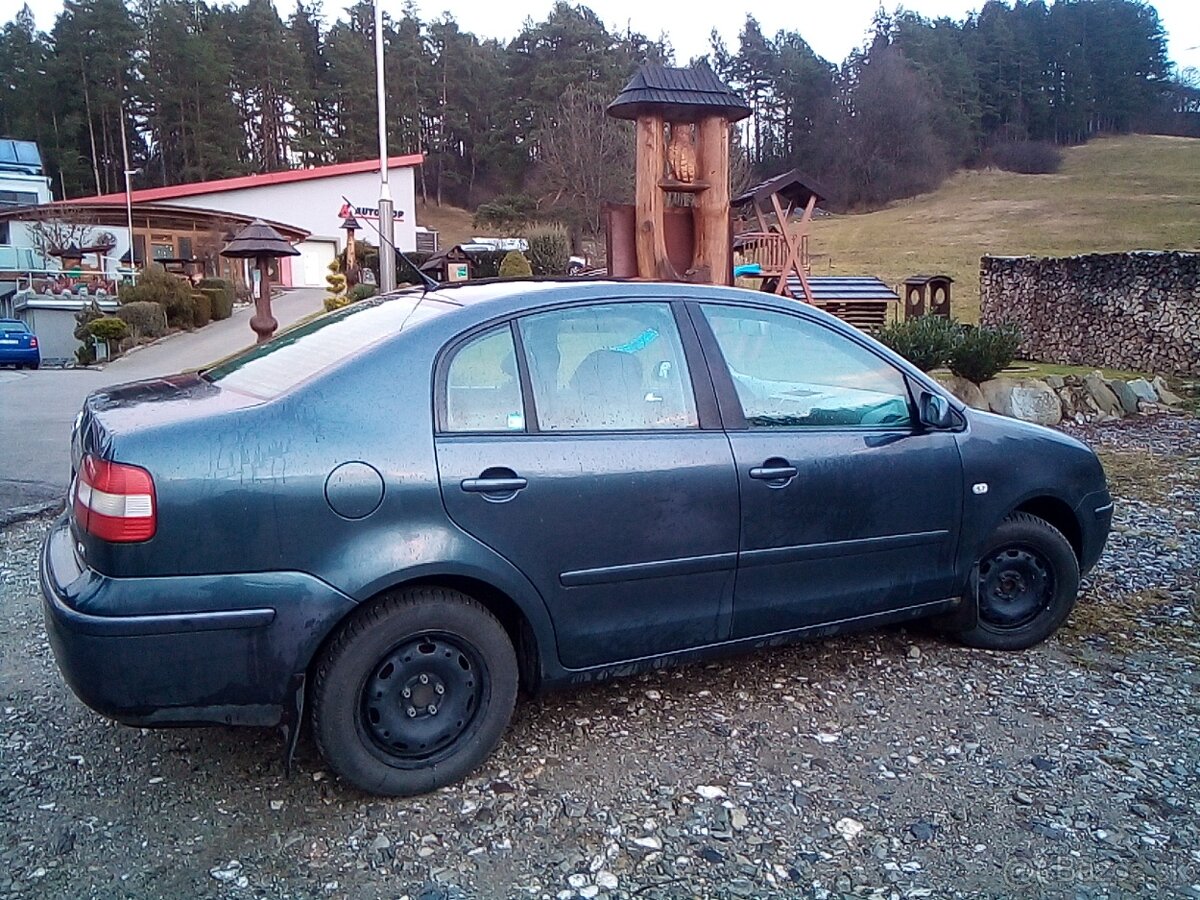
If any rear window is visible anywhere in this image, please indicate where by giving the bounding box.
[0,321,29,334]
[203,292,456,400]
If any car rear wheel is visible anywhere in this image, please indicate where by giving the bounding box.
[311,586,518,796]
[954,512,1080,651]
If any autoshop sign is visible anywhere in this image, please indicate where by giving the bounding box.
[338,202,404,223]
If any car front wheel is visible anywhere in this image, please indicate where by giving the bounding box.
[312,586,518,796]
[954,512,1081,651]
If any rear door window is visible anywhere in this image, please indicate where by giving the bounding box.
[442,325,525,432]
[516,303,698,431]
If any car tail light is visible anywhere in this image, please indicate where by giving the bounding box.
[73,455,157,542]
[29,336,37,348]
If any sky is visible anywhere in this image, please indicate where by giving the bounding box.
[3,0,1198,72]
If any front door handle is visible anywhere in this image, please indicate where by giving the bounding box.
[749,458,798,485]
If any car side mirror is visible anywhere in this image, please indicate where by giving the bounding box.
[918,390,956,429]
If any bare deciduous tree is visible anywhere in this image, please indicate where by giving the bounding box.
[535,86,634,239]
[24,213,101,259]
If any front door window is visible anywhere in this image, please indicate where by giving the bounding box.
[700,304,913,428]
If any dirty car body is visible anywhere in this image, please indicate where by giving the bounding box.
[40,280,1112,795]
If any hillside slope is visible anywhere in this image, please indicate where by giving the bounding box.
[810,135,1200,322]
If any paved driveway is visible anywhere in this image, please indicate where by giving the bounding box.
[0,289,326,519]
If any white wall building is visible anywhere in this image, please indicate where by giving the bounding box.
[123,155,422,287]
[3,154,424,289]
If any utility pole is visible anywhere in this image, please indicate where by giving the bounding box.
[374,0,396,292]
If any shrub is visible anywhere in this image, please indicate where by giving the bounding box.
[119,264,195,328]
[198,278,234,319]
[191,291,212,328]
[325,258,349,311]
[87,316,130,343]
[473,194,536,230]
[525,224,571,276]
[347,283,378,303]
[948,323,1022,383]
[468,250,507,280]
[72,300,104,365]
[876,315,960,372]
[986,140,1063,175]
[498,250,532,278]
[116,301,167,339]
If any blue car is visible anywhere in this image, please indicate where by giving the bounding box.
[40,280,1112,796]
[0,318,40,368]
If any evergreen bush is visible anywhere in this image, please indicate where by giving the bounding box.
[118,264,195,328]
[325,258,350,312]
[72,300,104,365]
[191,290,212,327]
[473,194,536,230]
[116,301,168,339]
[87,316,130,343]
[525,224,571,276]
[986,140,1063,174]
[468,250,507,280]
[347,283,378,303]
[948,323,1022,383]
[198,278,235,319]
[876,315,960,371]
[498,250,532,278]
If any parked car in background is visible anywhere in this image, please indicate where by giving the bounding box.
[40,280,1111,797]
[0,318,39,369]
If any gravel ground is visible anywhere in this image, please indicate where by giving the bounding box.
[1,414,1197,900]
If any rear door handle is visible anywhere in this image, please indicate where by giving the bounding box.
[749,458,798,485]
[461,477,527,493]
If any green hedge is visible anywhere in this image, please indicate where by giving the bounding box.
[191,291,212,328]
[198,278,235,320]
[116,301,167,339]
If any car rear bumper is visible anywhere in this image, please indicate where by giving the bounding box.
[40,514,357,727]
[0,348,39,365]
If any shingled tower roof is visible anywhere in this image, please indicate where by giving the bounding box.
[607,63,751,123]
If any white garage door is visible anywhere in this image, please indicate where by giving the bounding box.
[296,240,337,287]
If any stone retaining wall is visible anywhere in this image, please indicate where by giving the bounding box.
[979,251,1200,376]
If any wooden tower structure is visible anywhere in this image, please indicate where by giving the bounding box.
[606,64,751,285]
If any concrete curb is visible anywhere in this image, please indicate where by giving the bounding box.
[1,500,64,529]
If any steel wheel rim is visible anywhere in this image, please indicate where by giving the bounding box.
[359,633,485,763]
[977,546,1055,630]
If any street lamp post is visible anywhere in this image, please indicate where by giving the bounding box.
[374,0,396,292]
[119,96,138,282]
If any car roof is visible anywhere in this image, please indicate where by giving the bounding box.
[408,278,847,325]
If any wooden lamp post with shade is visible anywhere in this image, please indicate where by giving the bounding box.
[220,219,300,344]
[341,213,361,271]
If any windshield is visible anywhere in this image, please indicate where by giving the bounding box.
[202,291,457,400]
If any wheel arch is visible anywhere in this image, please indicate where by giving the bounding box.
[1012,495,1083,563]
[309,572,548,695]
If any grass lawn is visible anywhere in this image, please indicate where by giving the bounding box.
[416,201,479,249]
[810,134,1200,324]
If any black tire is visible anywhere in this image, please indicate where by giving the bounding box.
[954,512,1080,651]
[312,586,518,796]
